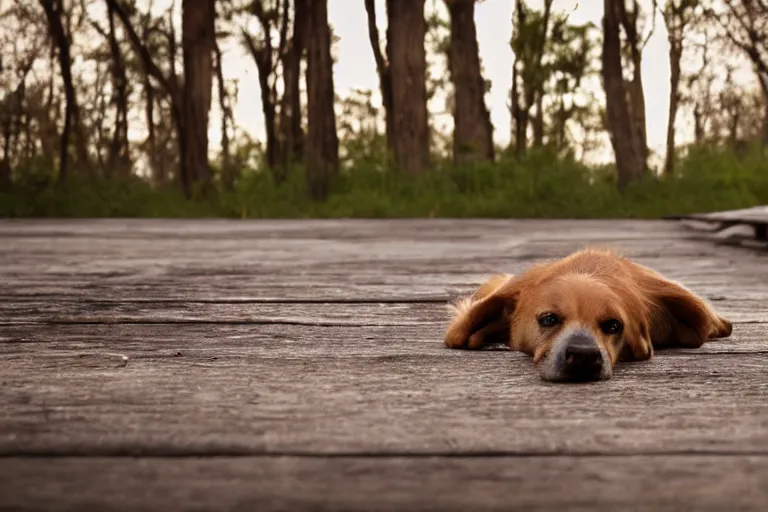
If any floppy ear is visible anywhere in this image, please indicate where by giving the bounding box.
[630,263,733,350]
[444,274,517,350]
[619,314,654,362]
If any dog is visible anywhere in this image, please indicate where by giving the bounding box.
[444,248,733,382]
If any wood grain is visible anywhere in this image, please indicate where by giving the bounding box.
[1,455,767,512]
[2,219,766,301]
[2,297,765,325]
[1,323,767,456]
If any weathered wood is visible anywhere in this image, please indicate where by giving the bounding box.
[2,252,767,302]
[1,455,767,511]
[671,206,768,247]
[2,218,765,302]
[1,323,767,456]
[671,206,768,227]
[1,218,766,509]
[2,320,766,356]
[2,297,765,325]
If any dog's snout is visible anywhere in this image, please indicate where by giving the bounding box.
[563,333,603,381]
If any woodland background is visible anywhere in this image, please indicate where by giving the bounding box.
[0,0,766,218]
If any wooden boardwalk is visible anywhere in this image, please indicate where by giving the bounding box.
[0,219,766,511]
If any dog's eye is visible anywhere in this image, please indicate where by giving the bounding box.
[601,319,623,335]
[538,313,561,328]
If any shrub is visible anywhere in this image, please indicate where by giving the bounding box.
[1,146,766,219]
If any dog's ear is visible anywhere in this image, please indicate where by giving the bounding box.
[619,314,654,362]
[628,262,733,349]
[444,274,518,350]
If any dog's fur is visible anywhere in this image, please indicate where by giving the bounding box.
[444,248,733,382]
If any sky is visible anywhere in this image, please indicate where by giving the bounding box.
[168,0,754,165]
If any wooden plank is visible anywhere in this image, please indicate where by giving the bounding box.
[1,455,767,512]
[2,320,766,356]
[1,297,766,325]
[0,218,687,239]
[1,323,767,456]
[3,217,764,301]
[1,218,766,510]
[0,231,758,270]
[670,206,768,246]
[671,206,768,226]
[2,250,767,301]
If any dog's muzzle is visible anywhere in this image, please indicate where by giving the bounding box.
[561,332,604,382]
[538,330,610,383]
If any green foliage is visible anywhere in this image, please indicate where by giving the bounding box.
[1,147,766,219]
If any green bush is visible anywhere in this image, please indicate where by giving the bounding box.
[1,145,766,219]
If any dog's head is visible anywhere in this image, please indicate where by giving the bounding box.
[444,249,732,383]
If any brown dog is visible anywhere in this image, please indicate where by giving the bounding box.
[444,248,733,382]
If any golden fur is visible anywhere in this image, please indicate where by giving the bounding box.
[444,248,733,381]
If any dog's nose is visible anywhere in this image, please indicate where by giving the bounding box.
[563,334,603,380]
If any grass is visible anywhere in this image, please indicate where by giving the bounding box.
[1,146,767,218]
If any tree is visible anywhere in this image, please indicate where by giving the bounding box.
[706,0,768,146]
[336,88,388,168]
[38,0,91,181]
[242,0,299,180]
[242,1,281,177]
[602,0,646,189]
[543,18,598,156]
[510,0,553,157]
[445,0,494,164]
[181,0,215,192]
[280,0,307,171]
[214,38,235,189]
[0,3,44,187]
[682,27,716,147]
[304,0,338,200]
[90,0,131,175]
[364,0,394,156]
[662,0,698,174]
[386,0,431,173]
[108,0,214,198]
[615,0,653,169]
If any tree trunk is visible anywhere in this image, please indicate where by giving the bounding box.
[511,58,525,156]
[243,33,279,174]
[627,56,648,166]
[39,0,90,182]
[532,91,544,147]
[512,0,527,157]
[304,0,339,201]
[664,42,682,175]
[511,0,552,158]
[38,71,59,169]
[386,0,430,174]
[280,0,307,171]
[0,100,12,186]
[0,98,11,187]
[763,103,768,148]
[144,78,164,184]
[555,99,568,150]
[445,0,494,164]
[105,1,130,174]
[693,104,704,145]
[602,0,645,190]
[109,0,189,192]
[617,0,648,169]
[0,160,10,189]
[364,0,395,155]
[214,40,235,191]
[181,0,215,196]
[760,76,768,147]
